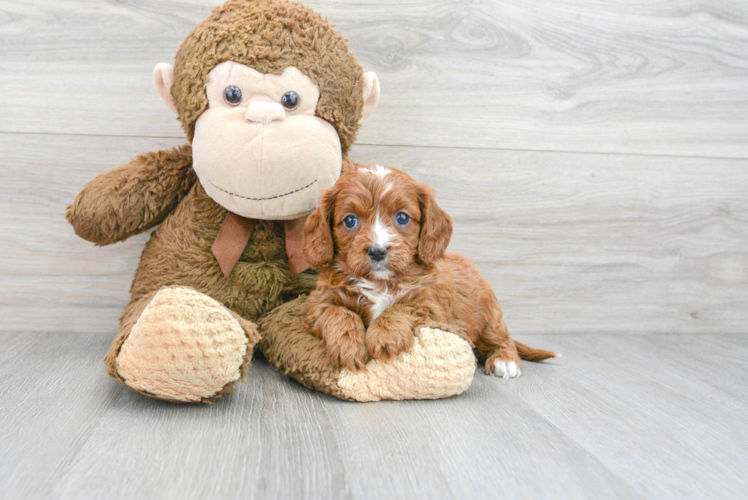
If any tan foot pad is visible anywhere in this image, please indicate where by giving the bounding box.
[337,327,476,402]
[116,287,248,403]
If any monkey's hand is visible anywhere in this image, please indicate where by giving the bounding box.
[66,144,196,245]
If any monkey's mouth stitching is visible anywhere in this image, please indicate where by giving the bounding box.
[209,179,318,201]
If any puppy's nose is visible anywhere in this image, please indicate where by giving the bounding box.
[367,246,388,262]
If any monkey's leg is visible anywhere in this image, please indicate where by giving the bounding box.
[106,286,259,403]
[259,296,477,402]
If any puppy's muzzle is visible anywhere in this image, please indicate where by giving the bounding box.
[367,245,388,262]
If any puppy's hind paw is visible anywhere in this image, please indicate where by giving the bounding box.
[488,359,522,379]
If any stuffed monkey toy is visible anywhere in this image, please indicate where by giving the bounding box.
[67,0,476,403]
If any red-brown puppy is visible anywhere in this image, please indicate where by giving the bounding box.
[303,164,556,375]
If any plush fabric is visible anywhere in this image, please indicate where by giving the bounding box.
[258,297,476,401]
[67,145,196,246]
[117,287,253,403]
[194,111,342,220]
[337,328,476,402]
[193,61,343,220]
[67,0,477,403]
[171,0,364,152]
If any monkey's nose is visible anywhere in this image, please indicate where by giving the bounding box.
[367,246,388,262]
[245,102,286,124]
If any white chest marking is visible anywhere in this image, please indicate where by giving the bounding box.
[353,279,409,321]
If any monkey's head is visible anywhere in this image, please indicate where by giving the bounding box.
[153,0,379,220]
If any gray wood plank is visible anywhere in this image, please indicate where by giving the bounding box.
[1,332,746,499]
[0,332,124,499]
[512,334,748,499]
[1,0,748,157]
[2,132,746,335]
[318,378,642,500]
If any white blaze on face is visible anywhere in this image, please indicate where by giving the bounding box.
[369,211,395,280]
[372,211,393,249]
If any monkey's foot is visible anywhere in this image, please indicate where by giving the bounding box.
[116,287,257,403]
[337,327,476,402]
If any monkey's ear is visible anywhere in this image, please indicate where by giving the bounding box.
[361,72,380,123]
[416,183,453,265]
[303,187,338,268]
[153,63,177,113]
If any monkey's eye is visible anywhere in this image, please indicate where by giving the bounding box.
[343,215,359,230]
[224,85,243,106]
[281,91,299,111]
[395,212,410,226]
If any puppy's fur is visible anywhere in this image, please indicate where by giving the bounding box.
[302,164,556,376]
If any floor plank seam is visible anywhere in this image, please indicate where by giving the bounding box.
[2,130,747,162]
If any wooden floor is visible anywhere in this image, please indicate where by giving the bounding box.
[2,0,748,498]
[1,332,746,499]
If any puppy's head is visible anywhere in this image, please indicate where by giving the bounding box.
[303,164,452,280]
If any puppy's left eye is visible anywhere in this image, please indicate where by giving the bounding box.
[343,215,359,230]
[395,212,410,226]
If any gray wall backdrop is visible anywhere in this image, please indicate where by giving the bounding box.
[1,0,747,336]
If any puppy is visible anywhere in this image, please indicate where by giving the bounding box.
[302,164,556,376]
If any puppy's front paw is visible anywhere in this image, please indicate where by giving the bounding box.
[365,321,415,362]
[326,330,370,371]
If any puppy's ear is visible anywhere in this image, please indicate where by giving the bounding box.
[340,157,357,175]
[417,183,453,265]
[303,186,338,268]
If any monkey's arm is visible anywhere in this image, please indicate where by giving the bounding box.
[66,145,196,245]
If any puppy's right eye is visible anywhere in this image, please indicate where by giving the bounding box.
[343,215,358,230]
[395,212,410,226]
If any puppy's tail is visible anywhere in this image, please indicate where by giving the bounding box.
[515,341,557,362]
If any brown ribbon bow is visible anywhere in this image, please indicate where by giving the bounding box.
[211,212,310,279]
